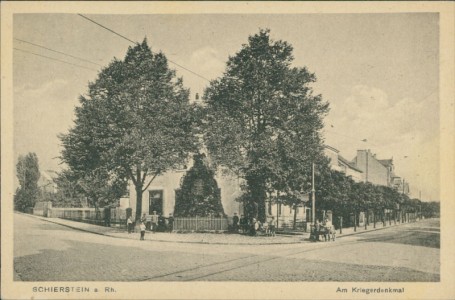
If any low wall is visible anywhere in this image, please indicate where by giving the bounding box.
[33,201,52,217]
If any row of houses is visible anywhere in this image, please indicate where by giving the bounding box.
[326,146,409,193]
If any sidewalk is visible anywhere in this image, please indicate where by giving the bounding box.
[25,213,416,245]
[334,220,411,237]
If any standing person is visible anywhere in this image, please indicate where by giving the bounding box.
[315,219,321,241]
[139,222,146,240]
[104,206,111,227]
[324,217,333,242]
[250,218,257,236]
[158,213,166,232]
[145,214,152,231]
[239,215,247,234]
[151,211,158,233]
[254,219,261,236]
[269,216,276,237]
[127,216,133,234]
[141,213,147,224]
[167,213,174,233]
[232,213,240,233]
[262,217,269,236]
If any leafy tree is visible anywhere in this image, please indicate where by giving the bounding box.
[174,153,225,217]
[61,39,198,220]
[52,169,126,208]
[14,153,40,212]
[314,167,355,224]
[421,201,439,218]
[76,168,127,209]
[375,185,402,224]
[52,169,85,208]
[203,29,329,222]
[348,182,368,227]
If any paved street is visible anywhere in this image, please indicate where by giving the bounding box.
[14,213,439,281]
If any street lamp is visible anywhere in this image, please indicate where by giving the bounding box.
[312,161,315,226]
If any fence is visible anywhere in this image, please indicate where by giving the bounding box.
[50,207,128,228]
[49,208,230,232]
[174,216,306,232]
[174,216,230,231]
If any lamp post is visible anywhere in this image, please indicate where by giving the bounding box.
[309,129,317,241]
[312,161,315,226]
[309,161,317,241]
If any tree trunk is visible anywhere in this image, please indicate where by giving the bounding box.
[134,165,143,222]
[373,210,376,228]
[293,204,298,230]
[257,196,266,223]
[135,184,143,222]
[354,211,357,232]
[246,175,266,222]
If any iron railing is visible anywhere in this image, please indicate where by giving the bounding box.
[173,216,230,231]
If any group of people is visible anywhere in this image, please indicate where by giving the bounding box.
[314,216,336,242]
[127,211,175,240]
[232,213,276,237]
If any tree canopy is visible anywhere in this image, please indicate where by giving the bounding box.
[14,152,40,212]
[51,169,85,208]
[54,168,127,209]
[60,39,198,219]
[203,29,329,221]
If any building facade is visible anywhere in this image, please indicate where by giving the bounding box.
[324,146,364,182]
[391,176,410,195]
[351,149,393,186]
[128,159,242,219]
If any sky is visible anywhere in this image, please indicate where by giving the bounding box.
[13,13,439,201]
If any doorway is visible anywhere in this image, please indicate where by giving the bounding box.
[149,190,163,215]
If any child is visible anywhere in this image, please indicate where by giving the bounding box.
[139,222,146,240]
[262,219,269,236]
[269,216,276,237]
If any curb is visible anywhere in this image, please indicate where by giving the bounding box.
[20,213,305,245]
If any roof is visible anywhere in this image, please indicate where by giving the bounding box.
[324,145,340,153]
[338,155,363,173]
[378,159,393,167]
